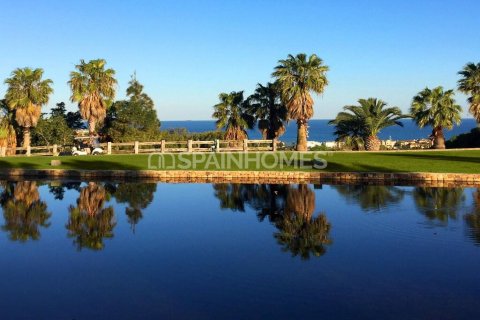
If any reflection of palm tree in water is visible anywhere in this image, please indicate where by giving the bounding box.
[413,187,465,223]
[66,182,116,250]
[465,189,480,245]
[213,184,251,212]
[274,184,332,260]
[110,183,157,233]
[0,181,51,241]
[212,183,332,260]
[332,185,404,212]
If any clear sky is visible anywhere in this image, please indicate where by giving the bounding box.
[1,0,479,120]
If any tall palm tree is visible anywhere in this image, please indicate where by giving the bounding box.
[69,59,117,139]
[272,53,329,151]
[212,91,254,140]
[4,68,53,148]
[411,86,462,149]
[458,62,480,122]
[0,99,17,155]
[330,98,405,151]
[245,83,288,139]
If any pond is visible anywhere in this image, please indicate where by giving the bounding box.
[0,180,479,319]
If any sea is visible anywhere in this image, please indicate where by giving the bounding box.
[161,119,478,144]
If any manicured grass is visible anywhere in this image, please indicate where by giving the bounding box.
[0,150,479,173]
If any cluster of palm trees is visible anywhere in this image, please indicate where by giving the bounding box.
[331,63,480,150]
[1,59,116,150]
[213,53,329,151]
[1,56,478,152]
[214,55,479,151]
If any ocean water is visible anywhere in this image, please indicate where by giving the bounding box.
[161,119,478,144]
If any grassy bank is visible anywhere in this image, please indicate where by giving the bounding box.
[0,150,479,173]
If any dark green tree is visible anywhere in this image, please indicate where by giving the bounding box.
[106,75,160,142]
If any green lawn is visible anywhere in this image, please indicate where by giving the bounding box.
[0,150,479,173]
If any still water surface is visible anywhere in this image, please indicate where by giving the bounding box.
[0,181,479,319]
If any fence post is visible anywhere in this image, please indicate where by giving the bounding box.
[272,139,277,152]
[243,139,248,152]
[161,140,166,153]
[134,141,139,154]
[215,139,220,152]
[0,147,5,157]
[107,142,112,155]
[187,140,193,152]
[52,144,58,156]
[26,146,31,156]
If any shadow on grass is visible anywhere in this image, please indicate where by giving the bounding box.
[378,152,480,165]
[0,160,43,169]
[60,158,144,170]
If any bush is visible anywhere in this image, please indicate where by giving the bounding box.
[446,128,480,148]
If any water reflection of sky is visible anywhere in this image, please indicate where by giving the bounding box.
[0,181,479,319]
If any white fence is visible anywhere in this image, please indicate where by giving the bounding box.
[0,139,279,157]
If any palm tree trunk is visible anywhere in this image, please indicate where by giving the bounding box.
[296,120,308,151]
[88,118,96,145]
[432,126,446,149]
[365,135,381,151]
[22,127,31,148]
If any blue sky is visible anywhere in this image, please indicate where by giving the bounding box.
[1,0,479,120]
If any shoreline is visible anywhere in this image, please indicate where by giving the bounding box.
[1,169,479,187]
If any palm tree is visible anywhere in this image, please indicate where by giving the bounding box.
[411,86,462,149]
[328,109,365,150]
[458,62,480,122]
[212,91,254,140]
[0,99,17,155]
[330,98,405,151]
[4,68,53,148]
[69,59,117,139]
[272,54,329,151]
[245,83,288,139]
